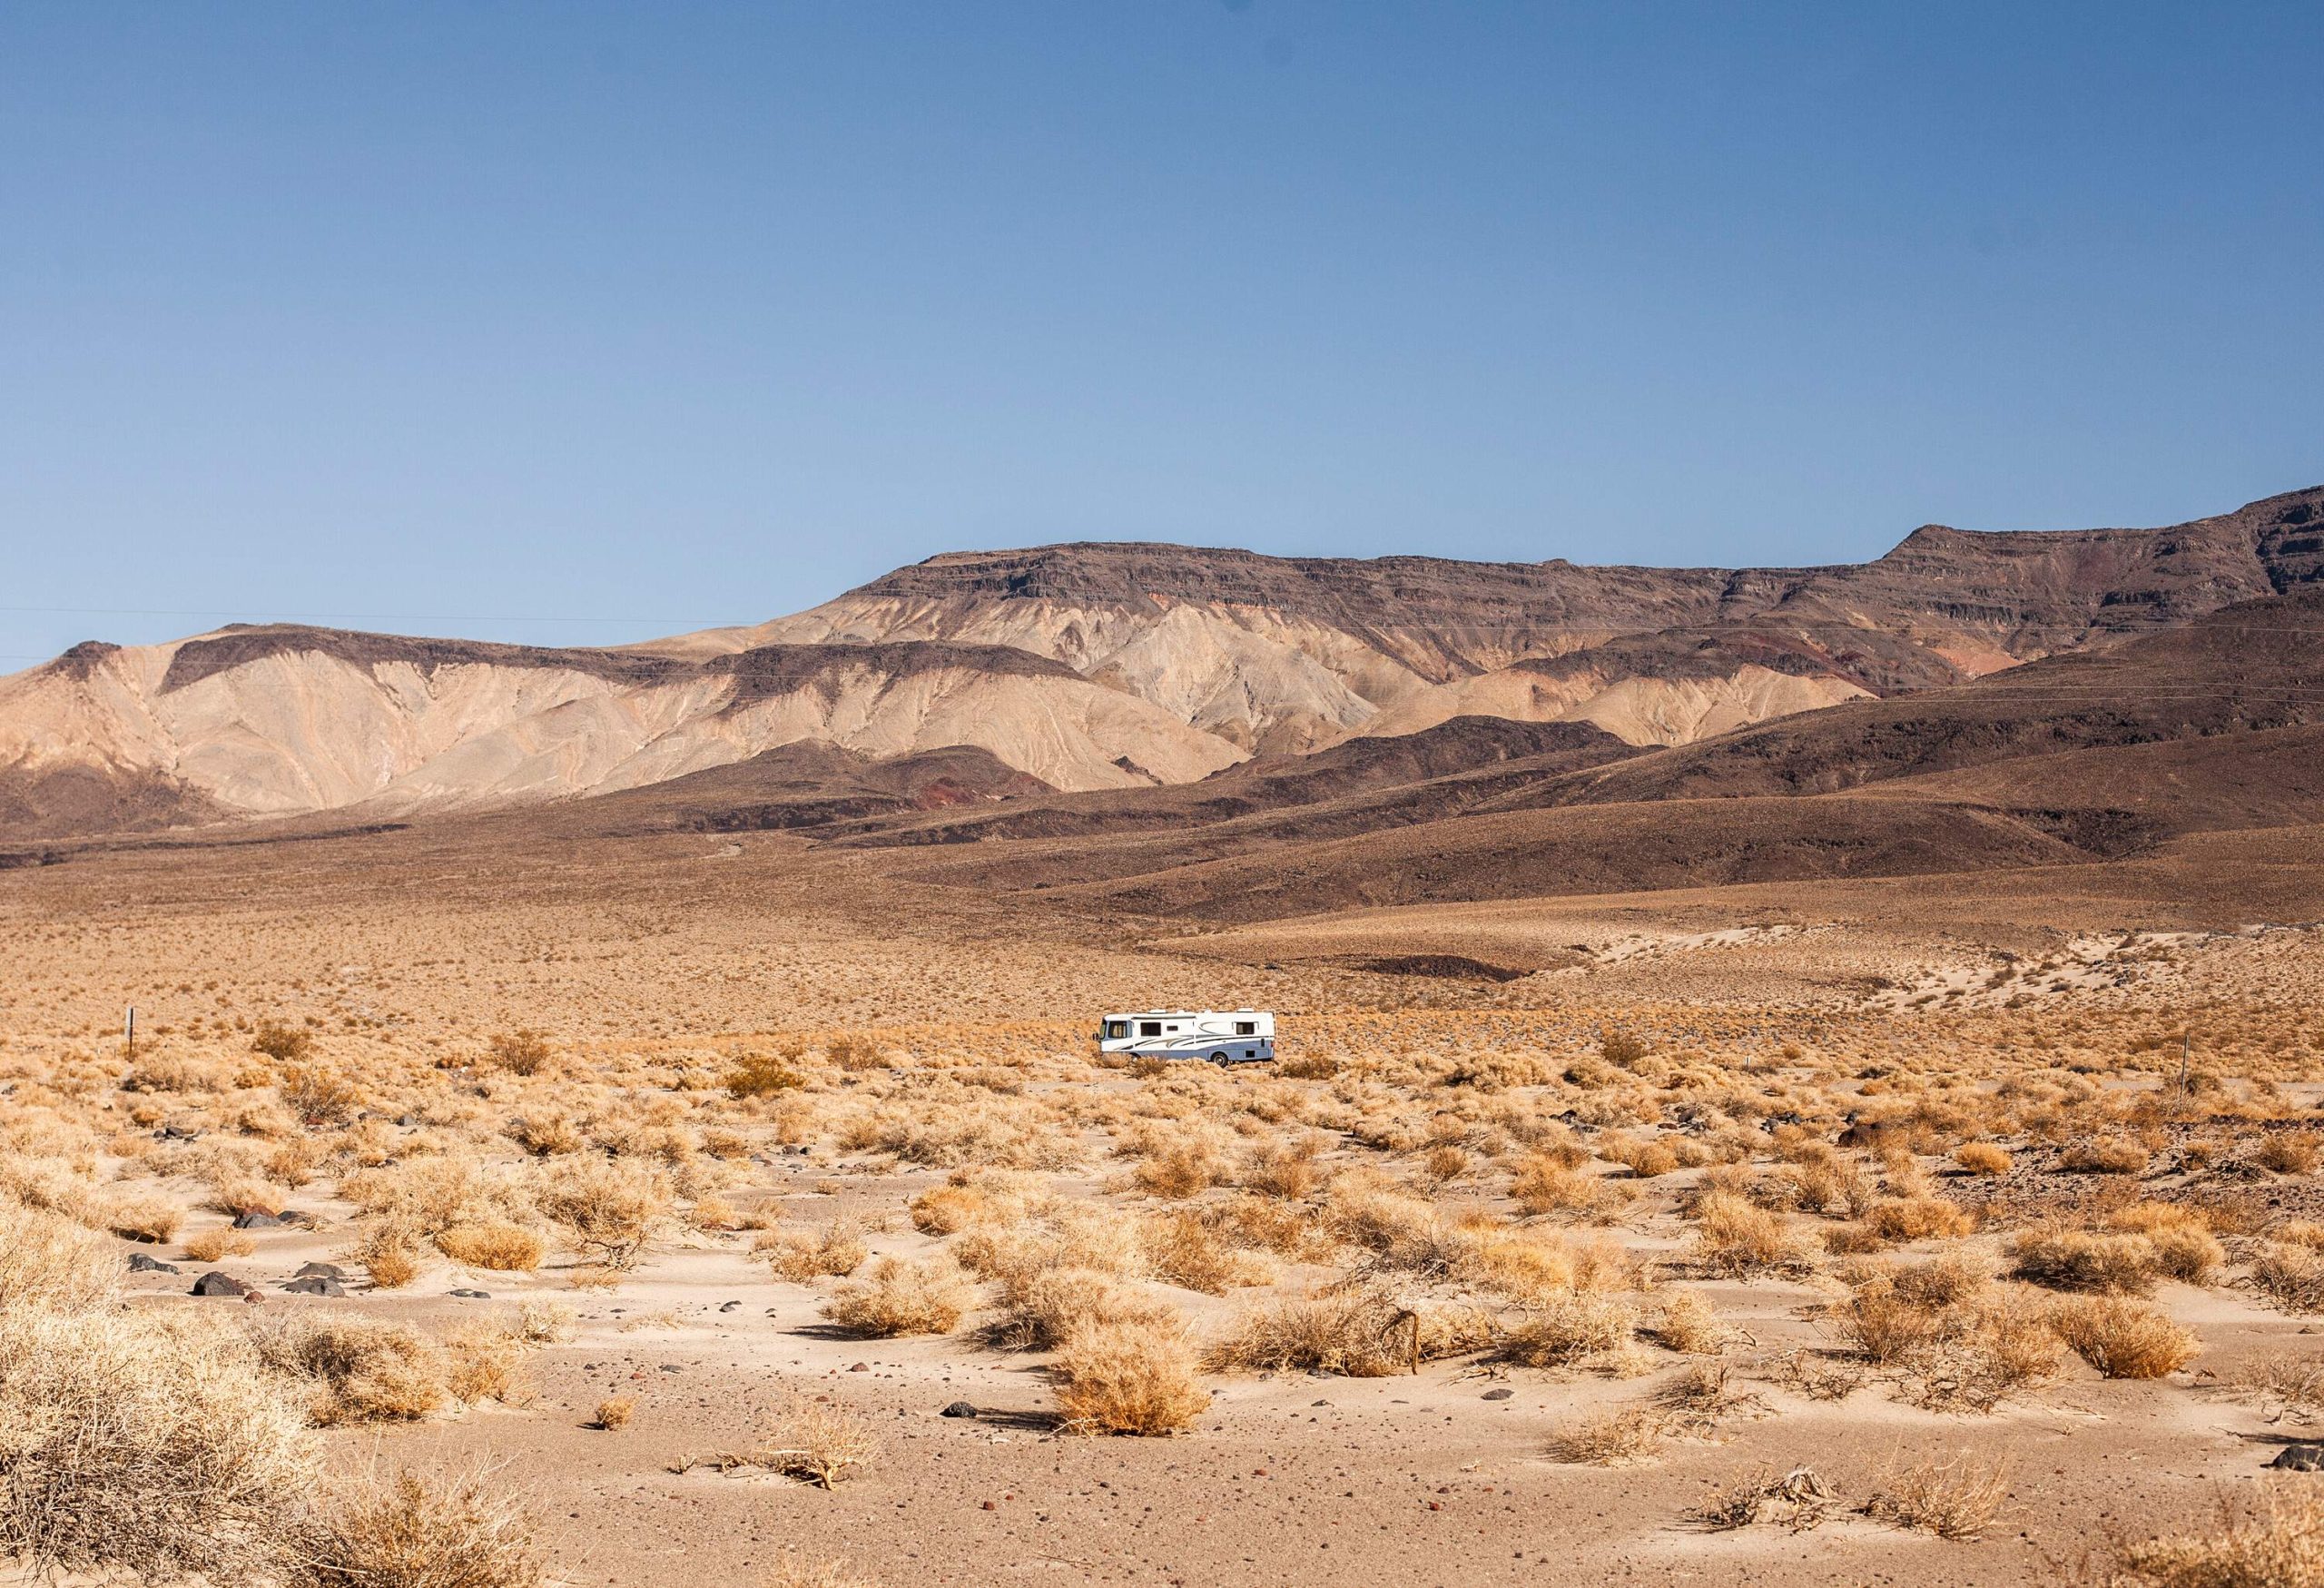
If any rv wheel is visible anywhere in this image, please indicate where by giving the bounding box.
[1208,1051,1231,1065]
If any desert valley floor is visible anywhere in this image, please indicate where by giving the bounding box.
[5,815,2324,1585]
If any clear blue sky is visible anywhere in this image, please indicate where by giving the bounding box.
[5,2,2321,667]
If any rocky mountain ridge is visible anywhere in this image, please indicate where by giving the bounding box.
[2,484,2317,839]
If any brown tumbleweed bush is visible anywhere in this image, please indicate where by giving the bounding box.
[302,1463,546,1587]
[1052,1317,1210,1435]
[0,1304,313,1584]
[2048,1295,2201,1379]
[2099,1483,2324,1587]
[1862,1448,2013,1540]
[822,1254,976,1336]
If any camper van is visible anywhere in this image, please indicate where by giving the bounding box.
[1097,1009,1275,1064]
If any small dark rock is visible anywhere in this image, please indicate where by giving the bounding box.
[283,1276,346,1297]
[940,1401,980,1418]
[295,1261,347,1280]
[850,1362,870,1373]
[192,1271,250,1297]
[449,1288,492,1299]
[718,1300,741,1312]
[660,1365,684,1374]
[231,1209,284,1229]
[396,1114,419,1128]
[2271,1443,2324,1472]
[1481,1387,1514,1401]
[275,1208,316,1228]
[128,1252,180,1274]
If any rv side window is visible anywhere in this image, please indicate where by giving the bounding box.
[1106,1021,1128,1040]
[1138,1021,1162,1037]
[1235,1021,1256,1036]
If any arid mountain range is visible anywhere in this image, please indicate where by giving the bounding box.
[3,484,2319,853]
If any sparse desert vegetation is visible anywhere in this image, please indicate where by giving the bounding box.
[0,815,2321,1585]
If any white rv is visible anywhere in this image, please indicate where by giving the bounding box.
[1097,1009,1275,1064]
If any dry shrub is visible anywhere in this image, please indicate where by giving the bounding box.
[122,1051,228,1094]
[185,1227,257,1263]
[0,1199,123,1312]
[1052,1317,1210,1435]
[594,1396,636,1430]
[2102,1484,2324,1587]
[360,1232,425,1290]
[1143,1208,1274,1293]
[724,1052,806,1100]
[823,1255,975,1336]
[1892,1250,1992,1309]
[1864,1196,1975,1243]
[1905,1294,2063,1414]
[1510,1157,1630,1220]
[1827,1281,1945,1366]
[2145,1224,2225,1286]
[1199,1194,1332,1260]
[763,1562,880,1588]
[687,1398,882,1488]
[1952,1142,2013,1176]
[1422,1144,1470,1184]
[1656,1360,1767,1431]
[1646,1289,1729,1355]
[2218,1352,2324,1415]
[251,1019,315,1062]
[1602,1133,1680,1179]
[100,1190,182,1245]
[1770,1329,1876,1394]
[825,1033,888,1071]
[512,1298,575,1344]
[1689,1191,1807,1277]
[2049,1295,2201,1378]
[304,1465,545,1587]
[2061,1138,2150,1176]
[2011,1227,2157,1294]
[537,1156,666,1269]
[0,1304,312,1584]
[2258,1133,2324,1176]
[0,1199,117,1311]
[1241,1139,1323,1199]
[756,1219,868,1281]
[1691,1465,1838,1533]
[506,1113,584,1158]
[254,1313,449,1425]
[443,1319,534,1406]
[486,1030,554,1076]
[999,1266,1177,1350]
[1551,1403,1667,1465]
[684,1195,739,1233]
[1276,1050,1338,1080]
[1502,1291,1638,1368]
[2250,1241,2324,1315]
[1134,1144,1226,1199]
[281,1065,363,1127]
[1862,1448,2013,1540]
[910,1168,1040,1235]
[956,1202,1146,1291]
[435,1223,547,1272]
[1209,1286,1490,1376]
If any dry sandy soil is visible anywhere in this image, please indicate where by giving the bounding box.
[5,818,2324,1586]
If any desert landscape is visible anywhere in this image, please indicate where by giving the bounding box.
[5,486,2324,1586]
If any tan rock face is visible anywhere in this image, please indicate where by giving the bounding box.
[675,485,2323,752]
[0,628,1241,835]
[2,484,2317,836]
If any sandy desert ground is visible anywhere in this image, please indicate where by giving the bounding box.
[6,819,2324,1586]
